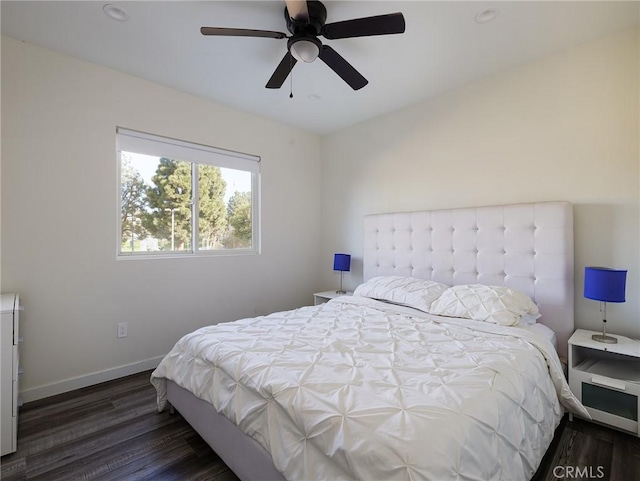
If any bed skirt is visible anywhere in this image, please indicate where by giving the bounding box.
[166,380,286,481]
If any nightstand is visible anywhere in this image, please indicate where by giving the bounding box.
[568,329,640,436]
[313,290,352,306]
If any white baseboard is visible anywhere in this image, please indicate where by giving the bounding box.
[20,355,165,403]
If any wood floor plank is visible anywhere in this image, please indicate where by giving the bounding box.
[19,400,157,456]
[24,413,186,478]
[1,370,638,480]
[0,453,26,481]
[609,429,640,481]
[142,450,235,481]
[86,434,196,481]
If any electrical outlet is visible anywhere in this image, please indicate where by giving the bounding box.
[117,322,128,338]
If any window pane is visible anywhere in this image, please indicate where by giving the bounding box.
[120,152,149,253]
[118,128,259,258]
[120,152,192,253]
[199,167,252,250]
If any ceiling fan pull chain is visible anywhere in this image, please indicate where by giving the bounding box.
[289,53,294,98]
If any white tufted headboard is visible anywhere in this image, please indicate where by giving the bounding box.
[363,201,574,357]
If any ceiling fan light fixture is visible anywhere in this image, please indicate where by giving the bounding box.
[289,37,321,63]
[287,32,322,63]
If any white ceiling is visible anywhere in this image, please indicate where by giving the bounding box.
[2,1,638,134]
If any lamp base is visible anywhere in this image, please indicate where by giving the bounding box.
[335,290,346,294]
[592,334,618,344]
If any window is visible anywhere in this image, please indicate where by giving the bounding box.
[117,128,260,257]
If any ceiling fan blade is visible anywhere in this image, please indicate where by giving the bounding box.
[266,52,298,89]
[285,0,309,24]
[321,12,405,40]
[200,27,287,39]
[318,45,368,90]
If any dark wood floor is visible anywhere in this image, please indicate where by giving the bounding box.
[534,413,640,481]
[0,371,238,481]
[1,370,639,480]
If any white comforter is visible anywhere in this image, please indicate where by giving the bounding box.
[151,297,588,481]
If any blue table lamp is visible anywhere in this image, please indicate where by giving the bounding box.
[584,266,627,344]
[333,253,351,294]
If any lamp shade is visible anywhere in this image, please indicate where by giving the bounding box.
[584,267,627,303]
[333,253,351,272]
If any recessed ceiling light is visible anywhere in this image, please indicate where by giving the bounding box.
[103,4,129,22]
[474,9,499,24]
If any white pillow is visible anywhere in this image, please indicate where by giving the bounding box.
[353,276,449,313]
[518,312,542,326]
[429,284,540,326]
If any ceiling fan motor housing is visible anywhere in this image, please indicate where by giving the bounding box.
[285,0,327,35]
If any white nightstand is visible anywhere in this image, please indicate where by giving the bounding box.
[568,329,640,436]
[313,290,352,306]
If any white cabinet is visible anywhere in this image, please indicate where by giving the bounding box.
[313,291,352,306]
[1,293,20,456]
[568,329,640,436]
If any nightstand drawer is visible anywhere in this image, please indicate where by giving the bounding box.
[583,407,637,434]
[569,367,640,434]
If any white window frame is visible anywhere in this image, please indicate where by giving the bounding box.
[116,127,261,259]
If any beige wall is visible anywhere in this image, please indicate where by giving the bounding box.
[1,37,323,399]
[321,28,640,339]
[2,26,639,399]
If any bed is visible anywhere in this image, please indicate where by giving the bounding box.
[151,201,588,481]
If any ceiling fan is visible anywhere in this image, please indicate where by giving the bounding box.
[200,0,405,91]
